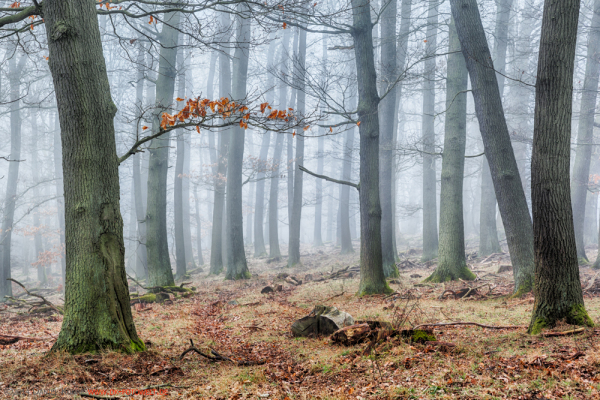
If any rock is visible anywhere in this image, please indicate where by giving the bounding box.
[274,284,283,292]
[291,305,354,337]
[304,274,314,282]
[261,286,274,294]
[228,300,239,305]
[331,323,371,345]
[276,272,289,279]
[497,264,512,273]
[388,279,400,284]
[285,276,301,286]
[410,274,421,278]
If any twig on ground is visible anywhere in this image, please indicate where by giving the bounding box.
[322,291,345,302]
[78,393,120,400]
[541,328,585,337]
[413,321,523,330]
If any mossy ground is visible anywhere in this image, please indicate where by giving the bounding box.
[3,241,600,399]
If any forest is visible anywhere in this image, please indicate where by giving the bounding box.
[0,0,599,398]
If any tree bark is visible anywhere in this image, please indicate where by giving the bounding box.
[31,106,47,285]
[314,33,327,247]
[571,0,600,263]
[145,11,180,287]
[174,46,187,280]
[421,0,439,262]
[426,19,474,283]
[44,0,144,353]
[225,3,251,280]
[351,0,391,295]
[529,0,593,334]
[379,0,398,276]
[450,0,534,295]
[53,110,66,284]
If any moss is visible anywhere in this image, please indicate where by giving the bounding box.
[129,338,146,353]
[578,257,590,266]
[358,280,394,296]
[409,329,436,343]
[384,263,400,278]
[225,269,251,280]
[138,293,156,303]
[511,278,533,299]
[528,318,547,335]
[424,265,476,283]
[567,304,594,328]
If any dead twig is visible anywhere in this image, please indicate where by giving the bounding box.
[541,328,585,337]
[413,321,523,330]
[78,393,120,400]
[6,278,63,315]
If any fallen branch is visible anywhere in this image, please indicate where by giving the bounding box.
[0,333,54,344]
[79,393,120,400]
[180,339,265,366]
[541,328,585,337]
[584,271,600,292]
[6,278,63,315]
[322,291,345,302]
[413,322,523,330]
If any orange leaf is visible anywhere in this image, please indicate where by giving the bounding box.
[142,126,148,130]
[356,121,361,126]
[176,97,185,102]
[9,2,20,8]
[196,126,200,133]
[267,110,278,119]
[149,15,154,24]
[292,131,296,137]
[260,102,269,113]
[303,125,309,131]
[240,120,245,128]
[329,127,333,132]
[283,22,287,29]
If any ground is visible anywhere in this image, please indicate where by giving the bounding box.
[1,241,600,399]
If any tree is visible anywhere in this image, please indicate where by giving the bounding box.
[351,0,391,295]
[225,3,251,280]
[570,0,600,264]
[426,19,474,283]
[450,0,534,295]
[40,0,144,353]
[421,0,439,262]
[528,0,593,334]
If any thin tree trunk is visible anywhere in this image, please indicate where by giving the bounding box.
[571,0,600,263]
[340,127,355,255]
[450,0,535,295]
[314,33,327,247]
[426,19,474,282]
[174,45,187,280]
[210,10,232,274]
[379,0,398,276]
[31,106,47,285]
[421,0,439,262]
[53,110,66,285]
[528,0,593,333]
[45,0,143,353]
[225,3,251,280]
[0,49,25,302]
[193,183,204,266]
[245,135,255,246]
[351,0,391,295]
[145,11,180,287]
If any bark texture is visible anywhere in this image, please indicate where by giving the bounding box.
[45,0,143,353]
[529,0,593,334]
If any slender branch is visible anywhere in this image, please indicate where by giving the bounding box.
[298,165,359,191]
[412,321,523,330]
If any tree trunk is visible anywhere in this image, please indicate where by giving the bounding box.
[379,0,398,276]
[31,106,47,285]
[571,0,600,263]
[426,19,474,283]
[450,0,534,295]
[288,24,307,268]
[340,127,355,256]
[245,135,255,246]
[314,33,327,247]
[421,0,439,262]
[0,48,25,302]
[145,11,180,287]
[210,10,232,274]
[44,0,143,353]
[528,0,593,334]
[225,3,251,280]
[351,0,391,295]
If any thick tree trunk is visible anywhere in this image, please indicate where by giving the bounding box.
[571,0,600,263]
[326,163,335,243]
[0,49,25,302]
[45,0,143,353]
[210,11,232,274]
[245,136,255,246]
[421,0,439,262]
[426,20,474,283]
[145,11,180,287]
[529,0,593,334]
[379,0,398,276]
[450,0,534,295]
[288,25,307,268]
[351,0,391,295]
[225,4,251,280]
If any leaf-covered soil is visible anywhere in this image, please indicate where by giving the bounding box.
[1,242,600,399]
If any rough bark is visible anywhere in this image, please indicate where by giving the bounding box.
[351,0,391,295]
[44,0,144,353]
[529,0,593,334]
[225,4,251,280]
[421,0,439,262]
[145,11,180,287]
[426,19,474,283]
[379,0,398,276]
[450,0,534,296]
[571,0,600,263]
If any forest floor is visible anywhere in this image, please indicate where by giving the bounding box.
[2,242,600,399]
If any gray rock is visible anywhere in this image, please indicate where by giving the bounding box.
[291,305,354,337]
